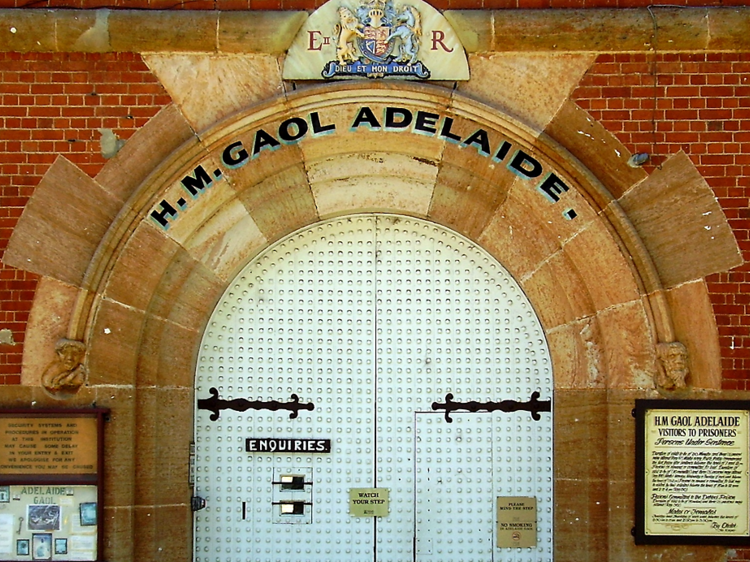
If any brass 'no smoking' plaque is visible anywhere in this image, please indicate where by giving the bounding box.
[497,496,537,548]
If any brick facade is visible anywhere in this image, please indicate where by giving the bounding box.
[0,52,171,383]
[572,52,750,389]
[1,4,749,562]
[5,50,750,390]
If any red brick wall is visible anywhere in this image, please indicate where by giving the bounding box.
[572,53,750,391]
[0,52,171,383]
[0,20,748,562]
[0,0,747,10]
[3,52,750,391]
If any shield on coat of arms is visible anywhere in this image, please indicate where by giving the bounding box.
[359,26,394,63]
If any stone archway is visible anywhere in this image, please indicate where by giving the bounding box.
[3,82,739,561]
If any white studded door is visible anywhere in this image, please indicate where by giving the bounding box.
[194,214,553,562]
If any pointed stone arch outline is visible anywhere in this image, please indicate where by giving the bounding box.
[2,80,740,560]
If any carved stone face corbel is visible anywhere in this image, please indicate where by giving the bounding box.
[655,341,689,391]
[41,338,88,399]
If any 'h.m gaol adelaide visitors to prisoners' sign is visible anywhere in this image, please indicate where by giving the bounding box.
[635,400,750,545]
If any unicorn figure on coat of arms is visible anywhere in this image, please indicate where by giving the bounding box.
[387,5,422,65]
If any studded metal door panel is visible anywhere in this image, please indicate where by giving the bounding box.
[194,218,378,562]
[374,217,553,562]
[415,411,553,562]
[194,215,553,562]
[415,413,496,561]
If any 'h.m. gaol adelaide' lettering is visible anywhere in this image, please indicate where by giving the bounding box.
[150,106,576,230]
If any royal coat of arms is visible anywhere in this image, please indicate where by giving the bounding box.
[322,0,430,79]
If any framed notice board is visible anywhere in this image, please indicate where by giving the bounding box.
[0,409,108,562]
[635,399,750,545]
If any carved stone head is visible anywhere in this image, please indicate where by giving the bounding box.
[655,341,689,391]
[41,338,88,399]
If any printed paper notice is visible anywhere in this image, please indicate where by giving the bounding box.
[0,416,98,475]
[0,514,13,554]
[645,408,750,536]
[70,534,96,552]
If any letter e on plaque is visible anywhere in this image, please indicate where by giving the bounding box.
[497,496,537,548]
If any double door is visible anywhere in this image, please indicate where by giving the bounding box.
[194,215,553,562]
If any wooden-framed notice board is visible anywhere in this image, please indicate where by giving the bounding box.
[635,399,750,545]
[0,409,108,562]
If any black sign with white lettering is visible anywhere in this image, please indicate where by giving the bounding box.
[246,438,332,453]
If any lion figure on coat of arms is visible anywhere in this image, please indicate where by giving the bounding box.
[334,7,365,64]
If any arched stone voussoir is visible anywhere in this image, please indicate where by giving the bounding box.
[95,104,198,205]
[195,100,309,189]
[429,167,510,240]
[3,156,122,289]
[298,110,448,166]
[21,276,83,386]
[596,298,660,390]
[546,316,607,390]
[87,242,221,384]
[159,151,241,247]
[143,243,227,333]
[181,198,268,284]
[86,296,146,387]
[143,53,285,135]
[619,150,743,289]
[308,152,437,219]
[544,101,648,201]
[137,314,201,389]
[478,188,563,283]
[80,133,213,307]
[562,216,643,313]
[307,151,438,189]
[236,163,318,244]
[520,249,597,331]
[103,221,185,313]
[312,174,435,219]
[285,80,455,116]
[504,166,602,251]
[47,81,687,399]
[459,53,596,134]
